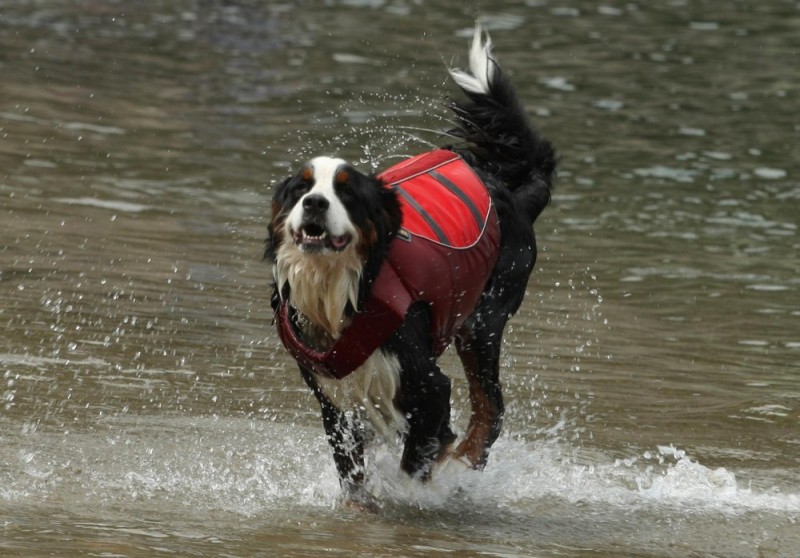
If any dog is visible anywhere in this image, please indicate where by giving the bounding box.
[265,25,556,504]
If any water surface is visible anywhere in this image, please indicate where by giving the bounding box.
[2,1,798,556]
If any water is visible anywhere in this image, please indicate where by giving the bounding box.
[1,1,798,556]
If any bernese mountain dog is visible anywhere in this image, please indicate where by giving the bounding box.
[265,25,556,505]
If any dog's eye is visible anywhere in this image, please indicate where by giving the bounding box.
[294,167,314,194]
[293,171,314,195]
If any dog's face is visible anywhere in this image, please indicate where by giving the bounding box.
[267,156,402,332]
[269,156,400,258]
[283,157,356,254]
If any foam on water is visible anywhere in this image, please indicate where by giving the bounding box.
[1,416,339,517]
[2,415,797,520]
[368,439,800,516]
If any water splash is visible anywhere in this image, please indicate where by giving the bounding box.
[272,89,460,173]
[6,414,796,520]
[365,439,800,516]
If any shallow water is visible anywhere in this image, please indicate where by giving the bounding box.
[1,1,799,557]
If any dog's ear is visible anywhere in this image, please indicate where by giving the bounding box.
[354,181,402,312]
[380,184,402,240]
[270,176,293,217]
[264,177,293,263]
[263,219,278,263]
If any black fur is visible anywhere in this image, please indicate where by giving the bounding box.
[266,30,555,503]
[448,57,556,223]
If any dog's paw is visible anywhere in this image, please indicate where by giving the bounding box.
[433,454,474,479]
[340,489,381,513]
[342,497,380,514]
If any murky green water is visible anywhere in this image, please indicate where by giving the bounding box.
[2,1,798,556]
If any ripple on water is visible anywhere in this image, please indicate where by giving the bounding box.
[737,340,770,347]
[743,405,791,418]
[633,165,696,183]
[540,76,576,92]
[593,99,625,111]
[678,126,706,137]
[746,284,790,292]
[53,197,152,213]
[754,167,787,180]
[702,151,733,161]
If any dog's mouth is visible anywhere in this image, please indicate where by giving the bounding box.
[292,223,352,252]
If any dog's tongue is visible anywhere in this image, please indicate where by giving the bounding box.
[329,234,350,250]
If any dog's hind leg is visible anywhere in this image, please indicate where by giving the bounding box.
[452,223,536,469]
[452,317,506,469]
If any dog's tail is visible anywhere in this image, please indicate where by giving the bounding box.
[448,25,556,223]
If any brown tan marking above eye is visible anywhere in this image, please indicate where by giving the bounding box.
[301,166,314,182]
[335,169,349,184]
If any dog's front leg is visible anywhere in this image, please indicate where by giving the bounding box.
[299,366,368,502]
[400,365,455,480]
[390,304,457,481]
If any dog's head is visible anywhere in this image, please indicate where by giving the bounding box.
[280,157,357,254]
[266,156,402,333]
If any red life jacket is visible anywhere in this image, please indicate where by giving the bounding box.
[275,150,500,379]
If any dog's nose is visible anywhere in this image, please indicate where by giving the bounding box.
[302,194,329,213]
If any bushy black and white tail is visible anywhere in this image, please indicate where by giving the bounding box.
[448,25,556,222]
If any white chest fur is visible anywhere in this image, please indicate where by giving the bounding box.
[314,350,406,440]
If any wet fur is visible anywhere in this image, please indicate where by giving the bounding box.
[265,26,556,502]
